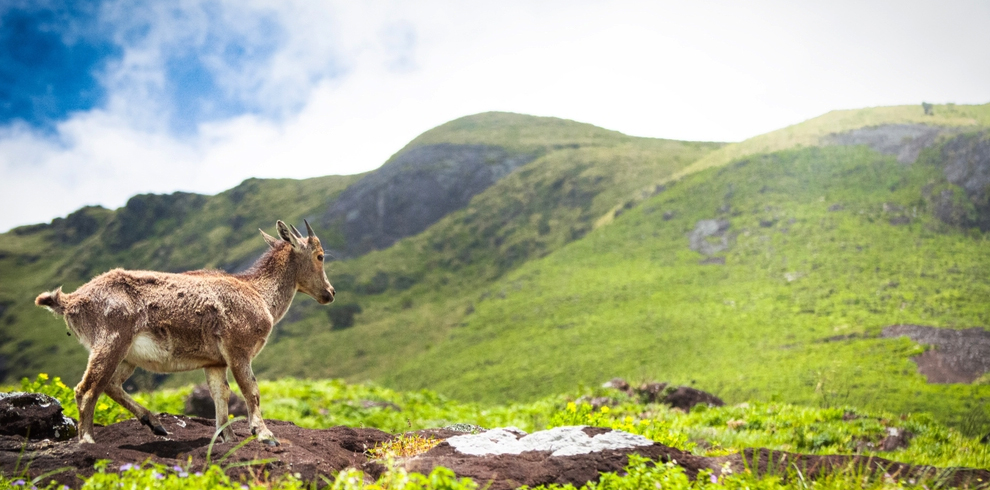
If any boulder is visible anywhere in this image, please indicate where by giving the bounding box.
[0,392,77,441]
[183,385,249,418]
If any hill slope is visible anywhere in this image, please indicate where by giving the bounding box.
[0,112,720,387]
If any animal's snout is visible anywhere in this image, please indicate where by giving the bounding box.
[321,288,335,304]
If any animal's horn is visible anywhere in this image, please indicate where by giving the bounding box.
[304,219,315,238]
[289,224,303,238]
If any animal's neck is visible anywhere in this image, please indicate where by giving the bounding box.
[241,245,297,323]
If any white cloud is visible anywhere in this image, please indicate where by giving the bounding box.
[2,0,989,231]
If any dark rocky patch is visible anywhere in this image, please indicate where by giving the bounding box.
[825,124,947,163]
[662,386,725,410]
[321,144,534,258]
[936,131,990,230]
[0,415,391,489]
[0,392,76,441]
[184,385,249,419]
[880,324,990,383]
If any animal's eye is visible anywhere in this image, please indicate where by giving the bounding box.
[317,254,324,262]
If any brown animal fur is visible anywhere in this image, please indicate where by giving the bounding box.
[35,220,335,445]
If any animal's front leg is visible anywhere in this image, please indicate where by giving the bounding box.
[104,361,167,436]
[229,360,278,446]
[205,366,235,442]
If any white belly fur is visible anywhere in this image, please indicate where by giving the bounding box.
[126,333,208,373]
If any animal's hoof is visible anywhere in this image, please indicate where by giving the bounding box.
[260,437,280,447]
[79,434,96,444]
[140,414,169,436]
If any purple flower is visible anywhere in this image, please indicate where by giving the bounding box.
[172,465,183,472]
[11,480,25,487]
[119,463,136,472]
[194,472,203,477]
[710,473,718,484]
[152,472,164,480]
[178,471,189,478]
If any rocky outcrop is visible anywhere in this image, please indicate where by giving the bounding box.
[688,219,731,256]
[0,392,77,441]
[825,124,947,164]
[321,144,534,258]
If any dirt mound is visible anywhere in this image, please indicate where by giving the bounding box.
[0,415,392,488]
[880,325,990,383]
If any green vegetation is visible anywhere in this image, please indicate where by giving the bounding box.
[384,141,990,431]
[5,375,990,489]
[674,102,990,181]
[2,104,990,444]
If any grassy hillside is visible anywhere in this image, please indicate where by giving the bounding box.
[0,175,361,382]
[383,139,990,430]
[2,105,989,436]
[0,112,720,387]
[672,103,990,181]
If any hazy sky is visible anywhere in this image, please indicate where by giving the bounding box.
[1,0,988,231]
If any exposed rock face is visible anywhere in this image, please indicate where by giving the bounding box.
[0,392,77,441]
[688,219,731,256]
[322,144,534,258]
[183,384,249,418]
[937,131,990,230]
[880,324,990,383]
[443,426,653,457]
[825,124,946,163]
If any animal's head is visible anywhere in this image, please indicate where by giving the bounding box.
[261,220,335,304]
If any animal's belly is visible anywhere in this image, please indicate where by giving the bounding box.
[125,333,214,373]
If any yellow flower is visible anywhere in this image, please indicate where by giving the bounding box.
[98,403,109,411]
[567,402,577,413]
[640,419,650,425]
[38,373,49,381]
[600,406,610,414]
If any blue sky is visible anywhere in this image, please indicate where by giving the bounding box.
[1,0,989,231]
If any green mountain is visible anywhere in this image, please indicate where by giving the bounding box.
[2,104,989,432]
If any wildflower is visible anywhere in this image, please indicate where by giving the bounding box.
[11,480,25,486]
[97,403,109,411]
[195,472,203,477]
[567,402,577,413]
[119,463,136,472]
[640,419,650,425]
[152,472,164,480]
[710,473,718,484]
[38,373,49,381]
[600,406,610,414]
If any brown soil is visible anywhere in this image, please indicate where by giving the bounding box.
[3,417,989,489]
[881,325,990,383]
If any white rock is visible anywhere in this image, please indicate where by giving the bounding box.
[446,426,654,457]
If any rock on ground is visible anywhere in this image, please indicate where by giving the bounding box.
[0,392,77,441]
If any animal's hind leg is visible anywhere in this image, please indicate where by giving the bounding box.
[204,366,235,442]
[75,343,129,443]
[103,361,167,436]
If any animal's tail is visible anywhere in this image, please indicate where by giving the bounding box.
[35,287,65,315]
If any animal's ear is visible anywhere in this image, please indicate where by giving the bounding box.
[259,229,280,249]
[276,220,302,248]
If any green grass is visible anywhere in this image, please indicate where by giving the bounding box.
[5,375,990,489]
[672,102,990,182]
[382,142,990,431]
